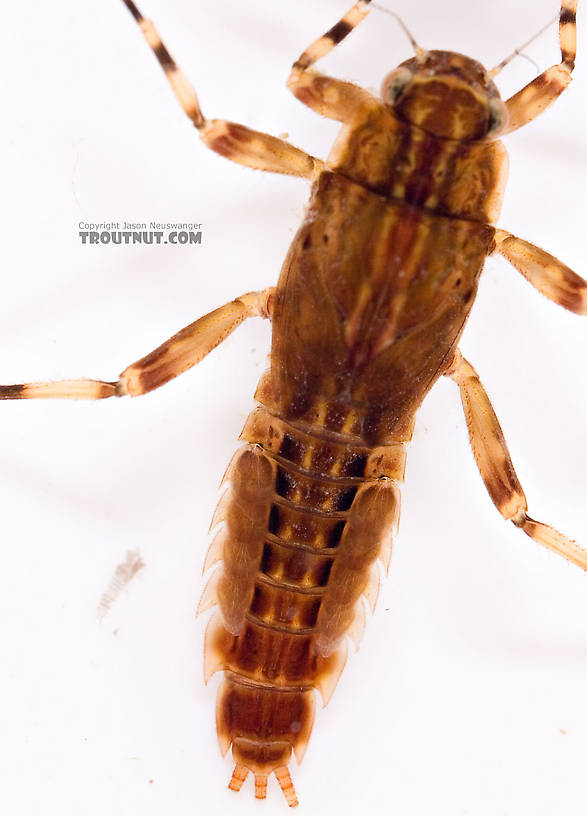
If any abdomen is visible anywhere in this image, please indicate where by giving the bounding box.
[202,395,407,794]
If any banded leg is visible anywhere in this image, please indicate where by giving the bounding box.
[287,1,376,121]
[445,350,587,570]
[501,1,577,135]
[0,288,273,401]
[492,228,587,315]
[121,1,322,179]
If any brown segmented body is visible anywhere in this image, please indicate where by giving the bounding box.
[203,48,506,791]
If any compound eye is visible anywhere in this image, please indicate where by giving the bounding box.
[381,67,412,105]
[487,97,508,137]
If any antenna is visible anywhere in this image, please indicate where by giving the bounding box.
[372,3,426,61]
[489,14,558,78]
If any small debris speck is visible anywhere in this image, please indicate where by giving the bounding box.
[97,549,145,621]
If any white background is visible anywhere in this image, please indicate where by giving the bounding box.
[1,1,587,814]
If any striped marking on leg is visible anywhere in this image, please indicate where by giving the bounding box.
[0,380,119,400]
[122,0,205,128]
[293,0,372,71]
[560,0,577,72]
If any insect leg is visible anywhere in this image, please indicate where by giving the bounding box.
[501,1,577,135]
[291,0,372,70]
[445,349,587,570]
[287,1,376,121]
[0,288,274,401]
[492,229,587,314]
[121,1,322,179]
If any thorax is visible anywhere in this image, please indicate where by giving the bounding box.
[326,100,508,224]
